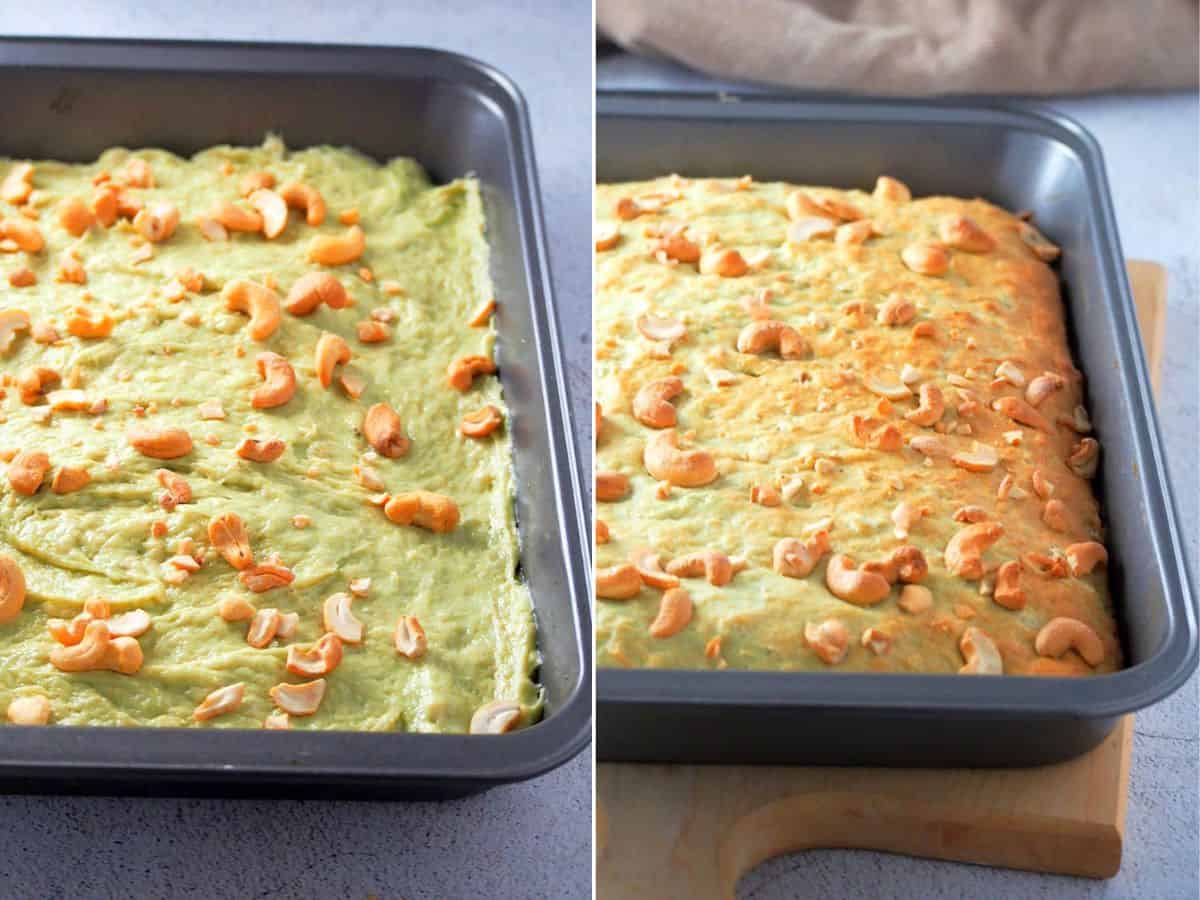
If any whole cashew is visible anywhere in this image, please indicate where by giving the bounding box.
[1,218,45,252]
[447,354,497,391]
[211,200,264,232]
[279,182,327,227]
[470,699,522,734]
[270,679,327,717]
[665,550,743,587]
[252,352,297,409]
[1035,617,1105,666]
[900,241,949,276]
[1025,372,1065,407]
[193,683,246,721]
[736,320,810,359]
[49,621,143,675]
[938,214,995,253]
[595,471,629,502]
[287,633,344,677]
[805,619,850,665]
[314,332,352,388]
[58,196,95,236]
[649,588,693,639]
[596,562,643,600]
[284,271,349,315]
[133,202,180,243]
[222,280,282,341]
[248,188,288,239]
[460,405,503,438]
[959,627,1003,675]
[945,522,1004,580]
[7,451,50,495]
[643,430,717,487]
[236,438,286,463]
[824,554,892,606]
[363,403,411,458]
[127,426,193,460]
[629,547,680,590]
[633,377,684,429]
[772,531,830,578]
[905,383,944,426]
[1067,438,1100,479]
[876,293,917,326]
[307,225,365,266]
[384,491,460,533]
[208,512,254,571]
[0,555,26,624]
[1065,541,1108,577]
[993,396,1052,432]
[992,560,1026,610]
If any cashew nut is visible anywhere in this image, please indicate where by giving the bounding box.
[279,182,327,226]
[239,171,275,196]
[236,438,286,463]
[959,627,1003,675]
[596,563,643,600]
[49,621,142,675]
[595,222,620,251]
[993,560,1026,610]
[1065,541,1108,577]
[657,232,701,263]
[1035,617,1105,666]
[643,430,717,487]
[252,352,297,409]
[938,214,995,253]
[596,519,610,544]
[772,531,830,578]
[107,609,151,638]
[873,175,911,203]
[901,241,949,276]
[58,196,95,236]
[1,218,44,252]
[287,633,344,678]
[307,225,365,266]
[66,308,113,339]
[951,443,999,473]
[470,700,521,734]
[363,403,410,458]
[208,512,254,571]
[0,555,26,624]
[876,293,917,326]
[447,354,497,391]
[322,593,364,644]
[1018,222,1060,262]
[2,162,34,204]
[1025,372,1065,407]
[865,545,929,584]
[595,471,629,501]
[629,547,681,590]
[356,320,390,343]
[127,426,193,460]
[898,584,933,614]
[284,271,349,316]
[1042,499,1070,533]
[7,695,50,725]
[665,550,743,587]
[248,188,288,238]
[461,405,503,438]
[699,247,748,278]
[993,396,1052,432]
[852,416,902,452]
[905,383,944,426]
[394,615,428,659]
[633,377,684,429]
[314,332,352,388]
[1067,438,1100,479]
[133,202,180,243]
[384,491,460,533]
[7,451,49,495]
[0,309,31,353]
[636,314,686,344]
[824,554,891,606]
[245,608,281,649]
[736,320,810,359]
[805,619,850,665]
[861,627,892,655]
[222,280,282,341]
[123,158,153,188]
[649,588,693,639]
[270,679,327,717]
[945,522,1004,580]
[193,683,246,721]
[51,466,91,495]
[12,364,52,406]
[891,501,928,540]
[211,200,264,233]
[239,563,295,593]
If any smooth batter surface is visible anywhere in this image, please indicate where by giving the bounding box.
[0,138,540,730]
[595,175,1120,675]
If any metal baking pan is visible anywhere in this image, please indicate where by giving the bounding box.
[0,38,590,798]
[596,90,1197,767]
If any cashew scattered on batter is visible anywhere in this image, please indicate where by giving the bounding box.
[383,491,460,533]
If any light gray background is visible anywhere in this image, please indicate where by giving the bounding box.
[597,50,1199,900]
[1,3,593,900]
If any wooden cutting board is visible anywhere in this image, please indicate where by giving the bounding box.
[596,260,1167,899]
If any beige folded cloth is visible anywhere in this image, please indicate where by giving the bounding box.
[599,0,1199,94]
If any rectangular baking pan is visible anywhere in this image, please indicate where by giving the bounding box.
[0,38,591,798]
[596,91,1197,767]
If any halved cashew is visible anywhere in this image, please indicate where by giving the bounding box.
[236,438,286,463]
[861,627,892,655]
[239,563,295,593]
[945,522,1004,580]
[665,550,742,587]
[222,280,282,341]
[951,443,999,473]
[208,512,254,571]
[127,426,193,460]
[384,491,460,533]
[898,584,933,614]
[636,313,686,343]
[596,471,629,501]
[133,202,180,243]
[217,595,256,622]
[629,547,680,590]
[0,309,31,353]
[107,609,151,638]
[7,695,50,725]
[1042,499,1070,533]
[649,588,693,639]
[447,354,497,391]
[865,545,929,584]
[314,332,352,388]
[66,308,114,338]
[1067,438,1100,479]
[2,162,34,204]
[252,352,297,409]
[736,320,810,359]
[699,247,748,277]
[787,216,836,243]
[905,383,944,426]
[1018,222,1060,262]
[270,679,327,717]
[246,608,281,648]
[51,466,91,495]
[835,220,876,245]
[461,405,503,438]
[633,377,684,429]
[196,215,228,242]
[993,396,1052,432]
[900,241,949,276]
[193,683,246,721]
[596,520,610,544]
[596,563,643,600]
[393,616,427,659]
[959,627,1003,675]
[279,182,327,226]
[211,200,264,232]
[873,175,911,203]
[992,560,1026,610]
[11,364,53,404]
[49,621,142,675]
[363,403,410,458]
[786,190,833,221]
[1,218,45,252]
[805,619,850,665]
[863,373,910,401]
[595,222,620,251]
[470,700,522,734]
[657,231,701,263]
[58,196,95,236]
[7,450,50,495]
[643,430,717,487]
[323,593,365,644]
[284,271,349,315]
[287,633,344,678]
[852,416,902,452]
[1035,617,1105,666]
[824,554,892,606]
[307,225,365,266]
[938,214,995,253]
[891,501,928,540]
[1065,541,1108,577]
[1025,372,1065,407]
[239,171,275,196]
[772,531,830,578]
[0,555,26,624]
[248,188,288,238]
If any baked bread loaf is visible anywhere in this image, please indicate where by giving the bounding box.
[594,174,1119,676]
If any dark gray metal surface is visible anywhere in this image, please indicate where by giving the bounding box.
[0,38,591,797]
[596,91,1197,766]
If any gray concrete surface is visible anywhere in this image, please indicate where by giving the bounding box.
[1,4,593,899]
[598,51,1199,900]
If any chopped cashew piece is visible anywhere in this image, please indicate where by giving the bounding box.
[2,162,34,204]
[0,309,32,354]
[699,247,748,277]
[248,188,288,238]
[636,314,686,344]
[208,512,254,571]
[211,200,263,233]
[873,175,911,203]
[128,426,193,460]
[951,443,999,473]
[246,608,281,648]
[938,214,995,253]
[384,491,460,533]
[270,679,327,717]
[595,222,620,251]
[470,700,521,734]
[649,588,693,638]
[7,695,50,725]
[0,555,27,624]
[898,584,933,614]
[596,471,629,501]
[133,202,180,243]
[959,628,1003,675]
[287,634,344,677]
[805,619,850,665]
[993,560,1026,610]
[193,683,246,721]
[393,616,428,659]
[239,563,295,593]
[862,627,892,655]
[323,593,365,644]
[7,451,50,495]
[217,595,255,622]
[363,403,410,458]
[50,466,91,495]
[446,354,496,391]
[772,532,830,578]
[236,438,286,463]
